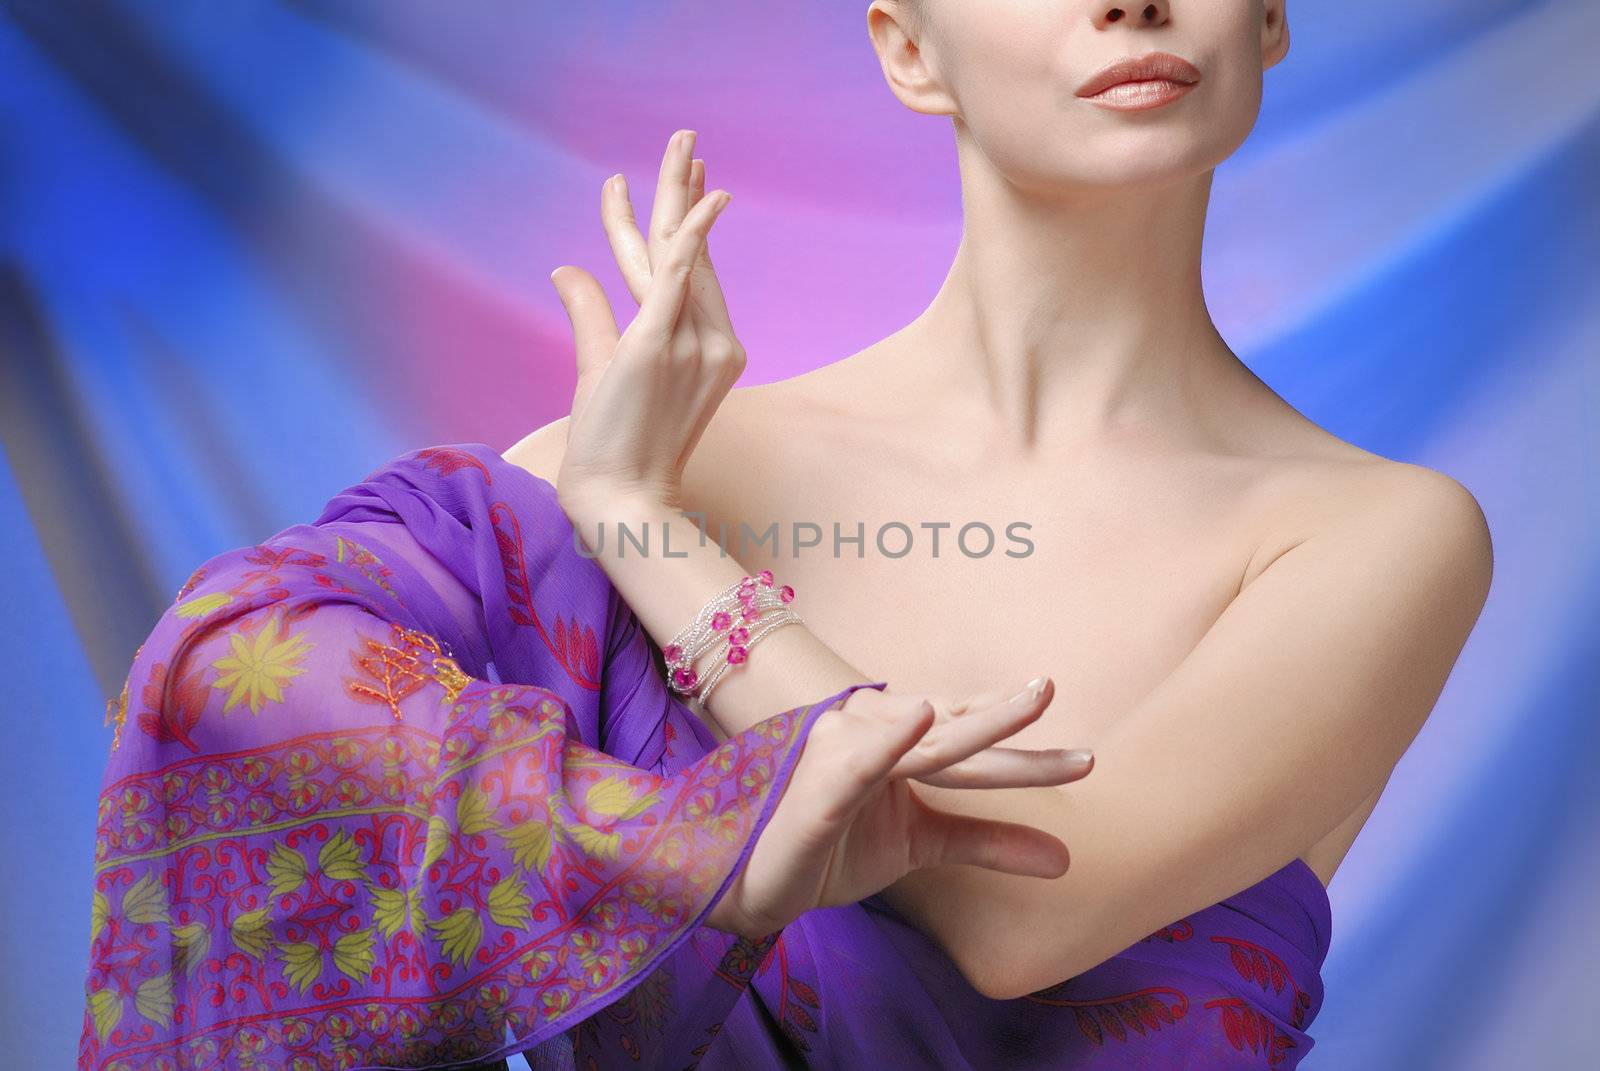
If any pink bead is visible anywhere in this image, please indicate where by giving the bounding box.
[672,666,698,690]
[711,611,732,631]
[729,627,749,645]
[742,606,762,622]
[726,645,748,664]
[778,584,795,603]
[757,569,774,586]
[663,644,681,663]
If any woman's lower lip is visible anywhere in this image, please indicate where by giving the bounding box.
[1082,78,1196,111]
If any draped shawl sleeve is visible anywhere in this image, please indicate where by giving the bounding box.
[79,443,884,1070]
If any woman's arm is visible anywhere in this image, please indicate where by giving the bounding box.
[889,463,1494,997]
[508,420,889,735]
[525,132,1080,797]
[81,454,1079,1069]
[522,132,1492,1002]
[572,488,868,736]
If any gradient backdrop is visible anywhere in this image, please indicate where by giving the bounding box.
[3,1,1597,1067]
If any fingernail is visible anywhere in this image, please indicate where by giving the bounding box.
[1024,676,1049,700]
[1008,677,1046,704]
[1066,748,1093,766]
[713,191,732,213]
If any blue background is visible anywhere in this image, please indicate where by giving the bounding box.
[3,1,1597,1067]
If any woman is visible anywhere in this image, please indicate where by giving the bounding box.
[506,0,1494,1066]
[81,4,1494,1071]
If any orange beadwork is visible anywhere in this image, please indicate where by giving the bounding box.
[104,679,128,752]
[104,640,145,752]
[344,622,455,721]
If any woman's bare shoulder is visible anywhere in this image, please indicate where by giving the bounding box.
[502,414,570,485]
[1232,414,1492,597]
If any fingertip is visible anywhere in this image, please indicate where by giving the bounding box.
[890,699,937,755]
[1025,833,1071,878]
[1031,677,1055,711]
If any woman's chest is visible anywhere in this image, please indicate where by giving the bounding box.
[682,434,1272,746]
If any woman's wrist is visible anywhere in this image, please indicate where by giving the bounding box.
[557,477,678,534]
[554,482,869,735]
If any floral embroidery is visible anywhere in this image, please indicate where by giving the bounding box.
[1142,919,1195,943]
[583,775,661,820]
[173,590,232,619]
[104,682,128,753]
[490,501,602,691]
[1204,996,1299,1065]
[417,445,494,484]
[333,533,402,602]
[432,653,473,705]
[210,609,314,715]
[344,621,445,721]
[104,641,146,754]
[1026,984,1191,1046]
[133,656,210,752]
[81,558,816,1071]
[1212,934,1313,1029]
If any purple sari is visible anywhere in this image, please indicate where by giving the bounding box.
[81,443,1331,1070]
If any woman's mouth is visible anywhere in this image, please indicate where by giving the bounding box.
[1075,51,1202,112]
[1082,78,1197,110]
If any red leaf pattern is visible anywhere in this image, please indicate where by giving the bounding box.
[1205,996,1300,1066]
[1213,935,1312,1028]
[416,446,493,484]
[489,501,601,691]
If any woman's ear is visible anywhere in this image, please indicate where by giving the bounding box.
[866,0,958,119]
[1263,0,1291,72]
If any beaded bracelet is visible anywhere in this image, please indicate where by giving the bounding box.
[664,568,800,700]
[696,608,802,703]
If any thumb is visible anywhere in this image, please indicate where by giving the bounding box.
[549,265,621,401]
[910,801,1071,878]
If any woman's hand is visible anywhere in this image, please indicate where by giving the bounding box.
[548,128,739,518]
[538,137,1102,895]
[709,677,1095,938]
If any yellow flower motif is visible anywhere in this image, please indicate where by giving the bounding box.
[88,986,122,1042]
[211,613,313,715]
[175,591,233,619]
[584,776,659,820]
[135,971,175,1027]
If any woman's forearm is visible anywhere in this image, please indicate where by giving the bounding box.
[563,488,870,736]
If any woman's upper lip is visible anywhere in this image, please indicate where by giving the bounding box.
[1075,51,1202,97]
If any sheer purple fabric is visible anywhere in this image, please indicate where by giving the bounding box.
[80,442,880,1070]
[82,442,1332,1070]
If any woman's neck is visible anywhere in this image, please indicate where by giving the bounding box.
[879,160,1248,454]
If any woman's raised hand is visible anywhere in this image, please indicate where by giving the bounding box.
[709,677,1095,938]
[547,128,740,517]
[542,133,1100,937]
